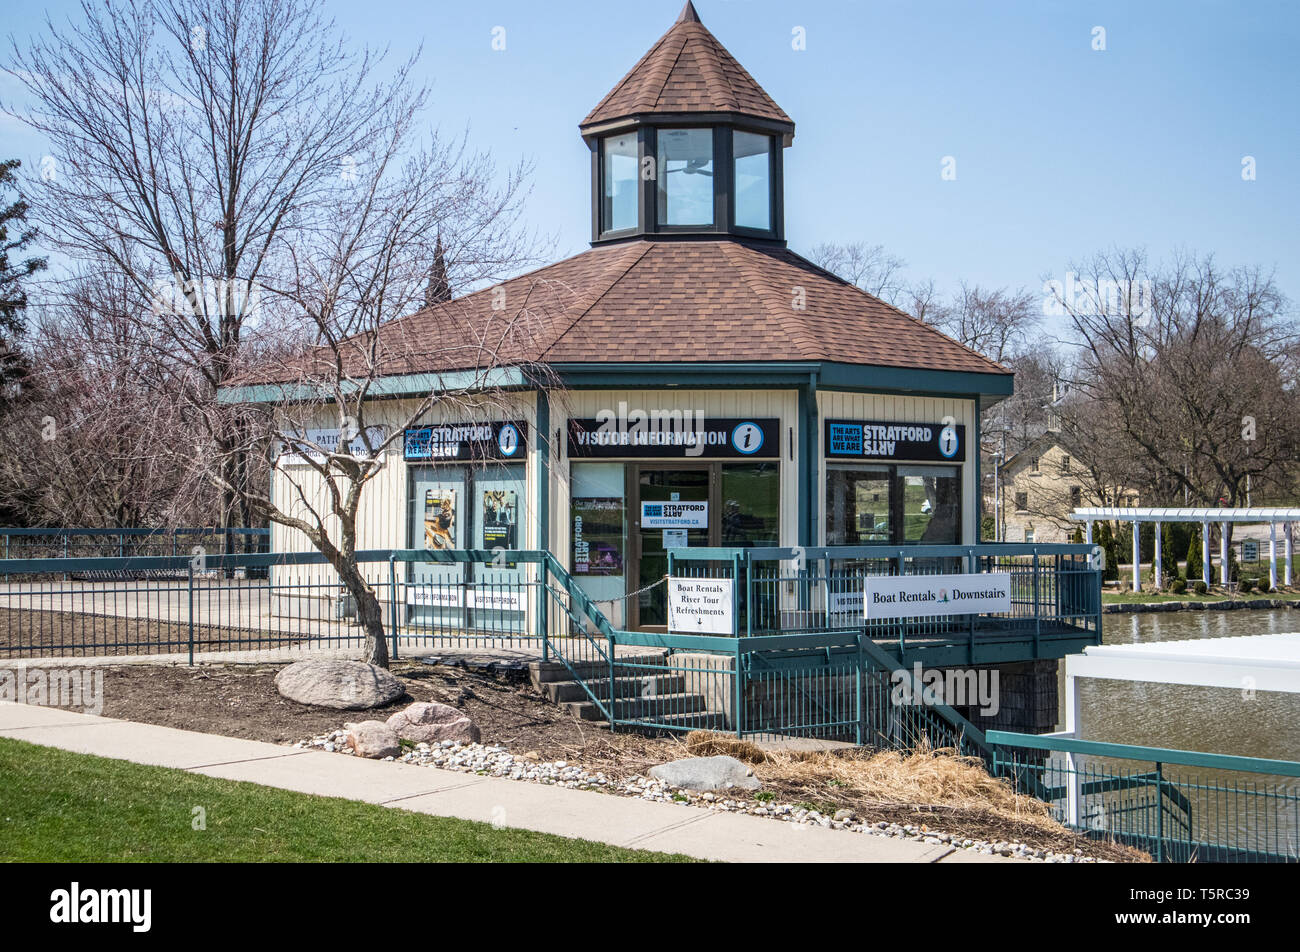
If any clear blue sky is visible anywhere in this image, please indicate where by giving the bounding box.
[4,0,1298,316]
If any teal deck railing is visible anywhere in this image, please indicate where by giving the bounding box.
[989,731,1300,863]
[668,544,1102,666]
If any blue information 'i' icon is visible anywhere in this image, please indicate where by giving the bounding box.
[497,423,520,457]
[731,422,764,455]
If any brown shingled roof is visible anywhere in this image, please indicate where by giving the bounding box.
[581,2,793,131]
[309,240,1010,381]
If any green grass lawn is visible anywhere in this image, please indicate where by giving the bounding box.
[0,738,696,863]
[1102,587,1300,605]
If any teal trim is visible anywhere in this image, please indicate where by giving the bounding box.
[815,362,1013,400]
[535,390,551,644]
[217,368,530,405]
[802,370,819,546]
[220,361,1010,405]
[987,731,1300,778]
[972,396,982,543]
[551,360,1012,401]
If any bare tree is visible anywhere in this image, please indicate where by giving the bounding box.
[1054,248,1299,509]
[808,241,908,305]
[6,0,423,537]
[184,116,546,667]
[928,282,1041,366]
[0,268,206,527]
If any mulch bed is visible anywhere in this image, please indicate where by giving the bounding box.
[78,660,1145,861]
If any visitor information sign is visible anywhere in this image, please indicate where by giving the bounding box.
[864,573,1011,620]
[667,577,734,635]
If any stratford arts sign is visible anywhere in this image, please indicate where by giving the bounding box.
[863,573,1011,620]
[825,419,964,462]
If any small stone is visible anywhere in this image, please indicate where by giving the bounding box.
[344,720,400,759]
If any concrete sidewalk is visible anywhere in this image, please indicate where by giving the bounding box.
[0,703,1018,863]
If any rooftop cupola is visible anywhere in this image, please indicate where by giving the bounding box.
[581,2,794,244]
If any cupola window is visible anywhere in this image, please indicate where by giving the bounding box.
[601,132,639,234]
[733,131,773,231]
[656,128,714,226]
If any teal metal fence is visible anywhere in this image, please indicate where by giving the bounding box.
[989,731,1300,863]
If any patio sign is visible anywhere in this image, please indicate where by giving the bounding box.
[406,586,523,611]
[668,577,734,635]
[864,573,1011,619]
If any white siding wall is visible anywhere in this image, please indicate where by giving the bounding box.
[270,393,538,588]
[816,391,979,545]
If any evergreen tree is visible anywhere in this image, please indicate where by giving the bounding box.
[423,235,452,309]
[1186,526,1203,581]
[0,159,46,401]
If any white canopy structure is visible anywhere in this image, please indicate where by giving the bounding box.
[1063,633,1300,734]
[1070,507,1300,592]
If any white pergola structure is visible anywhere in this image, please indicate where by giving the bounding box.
[1070,507,1300,593]
[1064,634,1300,735]
[1056,634,1300,828]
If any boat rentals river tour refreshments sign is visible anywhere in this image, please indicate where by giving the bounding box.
[864,573,1011,620]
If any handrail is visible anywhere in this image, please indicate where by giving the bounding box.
[669,543,1097,561]
[0,527,269,537]
[0,548,551,575]
[987,730,1300,779]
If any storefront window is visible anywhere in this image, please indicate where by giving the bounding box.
[601,133,638,233]
[900,465,961,544]
[721,462,780,545]
[571,463,626,578]
[826,464,961,545]
[826,467,892,545]
[732,131,772,231]
[657,128,714,226]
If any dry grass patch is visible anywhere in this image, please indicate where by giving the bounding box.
[685,730,1055,829]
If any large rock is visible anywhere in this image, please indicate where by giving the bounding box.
[344,720,400,759]
[274,660,404,710]
[386,701,481,745]
[649,755,761,792]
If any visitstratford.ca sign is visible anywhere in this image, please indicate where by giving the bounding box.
[864,573,1011,620]
[824,419,964,463]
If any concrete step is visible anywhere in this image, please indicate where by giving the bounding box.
[563,692,709,722]
[542,674,686,704]
[528,652,668,688]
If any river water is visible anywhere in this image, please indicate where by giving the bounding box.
[1068,610,1300,762]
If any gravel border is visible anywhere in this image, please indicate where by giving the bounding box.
[295,731,1103,863]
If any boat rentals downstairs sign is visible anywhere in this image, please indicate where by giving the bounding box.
[864,573,1012,620]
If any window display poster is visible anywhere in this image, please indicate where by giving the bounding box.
[572,497,624,575]
[481,489,518,550]
[423,489,457,550]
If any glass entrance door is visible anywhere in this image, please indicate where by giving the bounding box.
[632,467,713,629]
[408,466,468,630]
[470,463,527,631]
[407,463,527,633]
